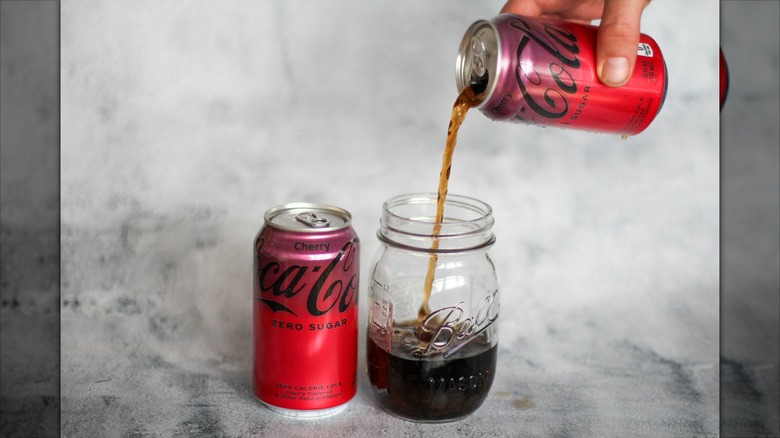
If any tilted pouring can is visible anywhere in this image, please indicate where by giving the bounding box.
[720,47,729,109]
[456,14,668,135]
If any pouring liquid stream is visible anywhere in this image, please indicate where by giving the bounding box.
[417,85,481,337]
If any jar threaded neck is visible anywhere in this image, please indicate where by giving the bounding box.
[378,193,495,253]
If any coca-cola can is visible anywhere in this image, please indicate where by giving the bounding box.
[720,47,729,110]
[253,203,359,418]
[456,14,668,135]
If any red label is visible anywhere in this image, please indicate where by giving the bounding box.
[253,236,359,410]
[487,15,667,135]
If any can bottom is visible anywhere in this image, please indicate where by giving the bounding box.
[258,398,348,419]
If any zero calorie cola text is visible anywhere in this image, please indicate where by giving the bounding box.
[253,203,359,418]
[456,14,668,135]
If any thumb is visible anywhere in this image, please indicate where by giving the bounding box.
[596,0,649,87]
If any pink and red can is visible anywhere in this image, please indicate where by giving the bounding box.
[456,14,668,135]
[253,203,359,418]
[720,47,729,110]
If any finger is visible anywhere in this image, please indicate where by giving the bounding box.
[500,0,544,16]
[596,0,648,87]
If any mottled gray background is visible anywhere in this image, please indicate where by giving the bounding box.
[0,0,777,437]
[59,1,722,436]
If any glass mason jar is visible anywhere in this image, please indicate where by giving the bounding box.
[367,193,499,422]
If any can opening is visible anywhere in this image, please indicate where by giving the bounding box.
[456,20,497,107]
[469,76,488,95]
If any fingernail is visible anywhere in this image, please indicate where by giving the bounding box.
[602,57,629,86]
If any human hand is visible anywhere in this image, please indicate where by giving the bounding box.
[501,0,651,87]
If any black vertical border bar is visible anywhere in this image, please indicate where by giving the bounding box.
[720,1,780,437]
[0,1,61,437]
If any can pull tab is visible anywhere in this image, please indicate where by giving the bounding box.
[295,212,330,228]
[470,36,487,77]
[468,36,489,94]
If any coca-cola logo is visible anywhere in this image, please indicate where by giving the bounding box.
[256,238,359,317]
[510,17,581,119]
[419,290,499,358]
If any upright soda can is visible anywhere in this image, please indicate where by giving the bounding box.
[253,203,359,418]
[456,14,668,135]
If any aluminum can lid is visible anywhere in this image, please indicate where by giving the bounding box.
[264,203,352,233]
[455,19,498,107]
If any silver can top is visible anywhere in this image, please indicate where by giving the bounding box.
[264,202,352,233]
[455,19,499,107]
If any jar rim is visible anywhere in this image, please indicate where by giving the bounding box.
[382,193,493,227]
[379,193,495,252]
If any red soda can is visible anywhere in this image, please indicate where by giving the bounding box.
[456,14,668,136]
[720,47,729,110]
[253,203,359,418]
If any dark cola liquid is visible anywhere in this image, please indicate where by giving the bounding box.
[367,323,497,422]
